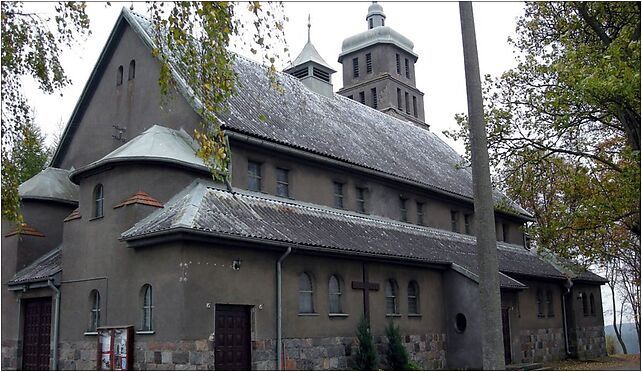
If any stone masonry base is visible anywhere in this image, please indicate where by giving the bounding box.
[2,340,18,370]
[56,333,447,370]
[518,328,565,363]
[576,325,606,360]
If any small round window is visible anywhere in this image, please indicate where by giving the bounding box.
[455,313,467,333]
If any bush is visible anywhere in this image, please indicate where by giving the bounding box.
[385,321,412,370]
[606,334,617,355]
[352,316,378,370]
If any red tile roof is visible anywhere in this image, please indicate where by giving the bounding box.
[63,208,81,222]
[4,223,45,237]
[113,191,163,209]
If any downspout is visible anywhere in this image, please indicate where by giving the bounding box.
[561,279,573,355]
[276,247,292,371]
[47,279,61,370]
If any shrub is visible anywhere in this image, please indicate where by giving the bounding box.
[385,321,412,370]
[352,316,378,370]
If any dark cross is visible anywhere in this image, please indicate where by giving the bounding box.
[352,262,379,321]
[112,124,127,143]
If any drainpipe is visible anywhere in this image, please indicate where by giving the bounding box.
[561,278,573,355]
[276,247,292,371]
[47,279,61,370]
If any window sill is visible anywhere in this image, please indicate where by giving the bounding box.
[84,331,98,336]
[386,314,402,318]
[89,216,104,221]
[136,330,155,335]
[298,313,319,317]
[408,314,422,318]
[328,313,349,318]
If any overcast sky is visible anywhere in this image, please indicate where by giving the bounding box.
[20,1,623,325]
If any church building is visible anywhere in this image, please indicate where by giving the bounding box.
[2,3,607,370]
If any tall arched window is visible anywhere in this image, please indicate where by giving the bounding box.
[128,59,136,80]
[93,184,104,218]
[328,275,342,314]
[408,281,419,315]
[589,293,595,316]
[386,279,398,315]
[582,292,589,316]
[298,273,314,313]
[546,289,554,317]
[117,65,123,86]
[88,290,100,332]
[536,289,544,317]
[141,284,153,331]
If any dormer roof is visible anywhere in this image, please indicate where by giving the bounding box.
[289,41,336,73]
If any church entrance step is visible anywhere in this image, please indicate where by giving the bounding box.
[505,362,545,371]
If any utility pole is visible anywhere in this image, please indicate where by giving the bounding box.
[459,2,506,369]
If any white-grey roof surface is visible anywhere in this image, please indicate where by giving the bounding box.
[339,26,417,61]
[118,9,531,218]
[70,125,208,181]
[121,181,587,285]
[289,41,336,72]
[19,167,79,203]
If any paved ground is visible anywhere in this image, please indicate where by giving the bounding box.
[545,354,640,371]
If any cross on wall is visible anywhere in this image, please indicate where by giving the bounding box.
[352,262,379,322]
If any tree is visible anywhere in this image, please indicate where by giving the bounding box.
[352,316,378,371]
[1,2,287,222]
[11,116,50,184]
[384,321,415,370]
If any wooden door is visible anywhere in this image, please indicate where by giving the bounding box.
[501,307,512,364]
[215,305,251,370]
[22,297,52,370]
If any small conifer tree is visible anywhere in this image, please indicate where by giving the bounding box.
[352,316,377,370]
[385,321,410,370]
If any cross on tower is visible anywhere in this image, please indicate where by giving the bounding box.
[352,262,379,321]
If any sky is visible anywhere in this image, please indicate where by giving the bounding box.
[20,1,624,325]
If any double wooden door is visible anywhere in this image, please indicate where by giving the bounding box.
[215,305,251,370]
[22,297,52,370]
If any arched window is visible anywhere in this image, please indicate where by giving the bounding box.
[328,275,342,314]
[93,184,104,218]
[536,289,544,317]
[385,279,398,315]
[117,65,123,85]
[582,292,589,316]
[141,284,153,331]
[128,59,136,80]
[589,293,595,316]
[546,289,554,317]
[88,290,100,332]
[408,281,419,315]
[298,273,314,313]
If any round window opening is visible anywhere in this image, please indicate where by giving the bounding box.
[455,313,467,333]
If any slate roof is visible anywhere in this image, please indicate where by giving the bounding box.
[122,181,569,287]
[19,167,79,204]
[9,247,61,286]
[120,9,532,219]
[70,125,208,182]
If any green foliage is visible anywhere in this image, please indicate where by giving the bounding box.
[352,316,378,371]
[147,1,287,182]
[443,2,640,266]
[1,2,90,222]
[384,321,412,370]
[11,119,50,184]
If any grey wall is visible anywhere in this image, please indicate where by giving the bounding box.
[443,270,482,369]
[57,24,201,171]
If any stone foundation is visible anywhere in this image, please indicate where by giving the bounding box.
[576,325,606,360]
[518,327,565,363]
[57,333,447,370]
[253,333,447,370]
[2,340,18,370]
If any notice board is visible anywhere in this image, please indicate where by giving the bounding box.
[97,326,134,370]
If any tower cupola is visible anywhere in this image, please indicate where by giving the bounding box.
[366,2,386,29]
[284,15,336,98]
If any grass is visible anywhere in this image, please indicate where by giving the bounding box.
[545,354,640,371]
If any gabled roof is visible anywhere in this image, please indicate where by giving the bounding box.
[122,181,565,285]
[288,41,336,72]
[4,223,46,238]
[51,8,532,220]
[113,191,164,209]
[9,247,61,286]
[70,125,208,182]
[19,167,78,204]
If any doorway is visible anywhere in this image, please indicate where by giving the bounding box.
[214,304,251,370]
[22,297,52,370]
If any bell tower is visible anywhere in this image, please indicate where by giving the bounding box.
[337,2,427,128]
